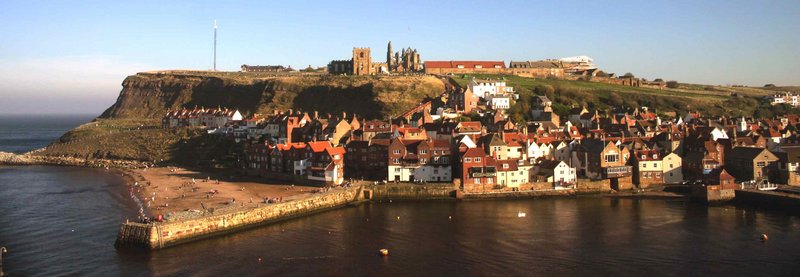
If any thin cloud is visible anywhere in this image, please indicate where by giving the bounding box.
[0,56,152,114]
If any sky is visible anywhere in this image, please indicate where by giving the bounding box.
[1,0,798,114]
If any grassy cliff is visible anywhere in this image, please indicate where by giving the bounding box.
[101,71,445,119]
[37,71,445,164]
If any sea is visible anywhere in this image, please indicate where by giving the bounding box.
[1,114,800,276]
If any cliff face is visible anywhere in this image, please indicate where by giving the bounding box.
[100,72,445,119]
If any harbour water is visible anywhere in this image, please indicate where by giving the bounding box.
[1,115,800,275]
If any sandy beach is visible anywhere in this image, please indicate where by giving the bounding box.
[127,167,319,217]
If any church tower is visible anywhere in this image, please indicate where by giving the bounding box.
[352,47,372,76]
[387,41,393,71]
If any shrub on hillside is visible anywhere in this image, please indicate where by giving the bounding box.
[666,81,679,88]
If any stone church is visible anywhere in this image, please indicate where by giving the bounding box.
[327,41,422,75]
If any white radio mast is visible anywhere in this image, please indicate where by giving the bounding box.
[213,20,218,71]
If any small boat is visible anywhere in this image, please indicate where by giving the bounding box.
[379,248,389,256]
[517,211,526,218]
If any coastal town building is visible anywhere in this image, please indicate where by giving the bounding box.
[532,160,577,188]
[468,79,513,99]
[162,107,243,129]
[424,61,506,75]
[240,65,293,72]
[768,92,799,107]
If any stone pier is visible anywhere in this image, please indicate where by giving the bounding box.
[116,186,363,249]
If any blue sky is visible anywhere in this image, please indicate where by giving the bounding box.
[1,0,798,114]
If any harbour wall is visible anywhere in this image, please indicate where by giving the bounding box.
[116,186,363,249]
[734,190,800,213]
[115,180,626,250]
[367,183,458,200]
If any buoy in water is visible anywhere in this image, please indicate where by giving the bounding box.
[761,233,769,241]
[379,248,389,256]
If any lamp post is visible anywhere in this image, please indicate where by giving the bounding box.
[1,246,7,277]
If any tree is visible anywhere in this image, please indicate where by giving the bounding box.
[654,78,664,82]
[666,81,679,88]
[764,84,776,88]
[622,72,635,78]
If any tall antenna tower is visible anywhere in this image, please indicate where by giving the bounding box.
[213,20,218,71]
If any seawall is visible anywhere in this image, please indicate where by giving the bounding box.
[367,183,458,200]
[734,189,800,213]
[116,186,364,249]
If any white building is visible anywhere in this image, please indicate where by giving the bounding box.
[468,79,514,99]
[526,141,553,162]
[534,160,577,188]
[769,92,799,107]
[487,94,512,110]
[662,152,683,184]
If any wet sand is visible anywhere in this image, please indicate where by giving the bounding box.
[129,167,318,216]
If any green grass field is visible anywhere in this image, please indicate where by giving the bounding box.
[449,74,788,119]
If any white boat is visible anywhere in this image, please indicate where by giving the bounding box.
[756,180,778,191]
[517,211,526,218]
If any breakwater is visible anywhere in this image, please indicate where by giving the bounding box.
[0,151,151,168]
[116,186,364,249]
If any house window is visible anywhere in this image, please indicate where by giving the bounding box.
[475,178,480,184]
[475,65,482,69]
[420,149,427,154]
[643,163,647,168]
[487,178,492,184]
[457,64,464,69]
[475,157,481,162]
[605,154,618,163]
[393,158,400,163]
[393,150,400,154]
[420,158,426,163]
[503,164,509,169]
[395,168,400,172]
[757,161,766,167]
